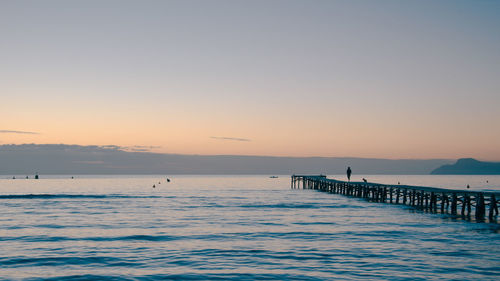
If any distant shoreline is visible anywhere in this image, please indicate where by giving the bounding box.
[0,144,453,175]
[432,158,500,175]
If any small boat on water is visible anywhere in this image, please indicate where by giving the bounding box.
[269,176,278,178]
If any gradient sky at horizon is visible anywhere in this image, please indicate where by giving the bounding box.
[1,0,499,160]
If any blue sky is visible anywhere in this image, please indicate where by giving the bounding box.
[1,0,499,159]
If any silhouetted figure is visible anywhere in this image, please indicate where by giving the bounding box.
[363,178,367,183]
[346,167,352,181]
[153,184,156,188]
[71,176,74,179]
[26,176,29,179]
[12,176,15,179]
[167,178,171,182]
[398,181,400,185]
[35,173,39,179]
[487,180,489,183]
[467,184,470,189]
[158,181,161,184]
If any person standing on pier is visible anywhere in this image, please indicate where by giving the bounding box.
[346,167,352,181]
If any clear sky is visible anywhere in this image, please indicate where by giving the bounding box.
[1,0,499,160]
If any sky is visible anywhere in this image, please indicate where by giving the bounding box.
[1,0,499,160]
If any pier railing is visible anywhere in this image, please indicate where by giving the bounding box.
[291,175,499,223]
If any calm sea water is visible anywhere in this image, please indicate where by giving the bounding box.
[0,175,499,280]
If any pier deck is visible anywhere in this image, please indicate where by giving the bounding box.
[291,175,499,222]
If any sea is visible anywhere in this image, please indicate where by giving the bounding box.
[0,175,499,280]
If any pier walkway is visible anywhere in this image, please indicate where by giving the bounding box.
[291,175,499,222]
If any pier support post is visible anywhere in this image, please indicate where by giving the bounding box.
[431,193,436,212]
[466,195,471,216]
[440,193,445,213]
[490,194,498,220]
[451,193,458,215]
[417,191,422,209]
[461,195,466,216]
[476,193,485,221]
[425,194,432,209]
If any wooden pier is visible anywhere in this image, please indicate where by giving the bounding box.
[291,175,499,223]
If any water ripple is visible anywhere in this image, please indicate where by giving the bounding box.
[1,176,499,280]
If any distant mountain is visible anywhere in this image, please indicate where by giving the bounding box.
[431,158,500,175]
[0,144,452,175]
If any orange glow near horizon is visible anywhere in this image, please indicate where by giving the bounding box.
[2,93,500,160]
[2,115,499,161]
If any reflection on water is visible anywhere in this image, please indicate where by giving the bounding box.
[0,175,499,280]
